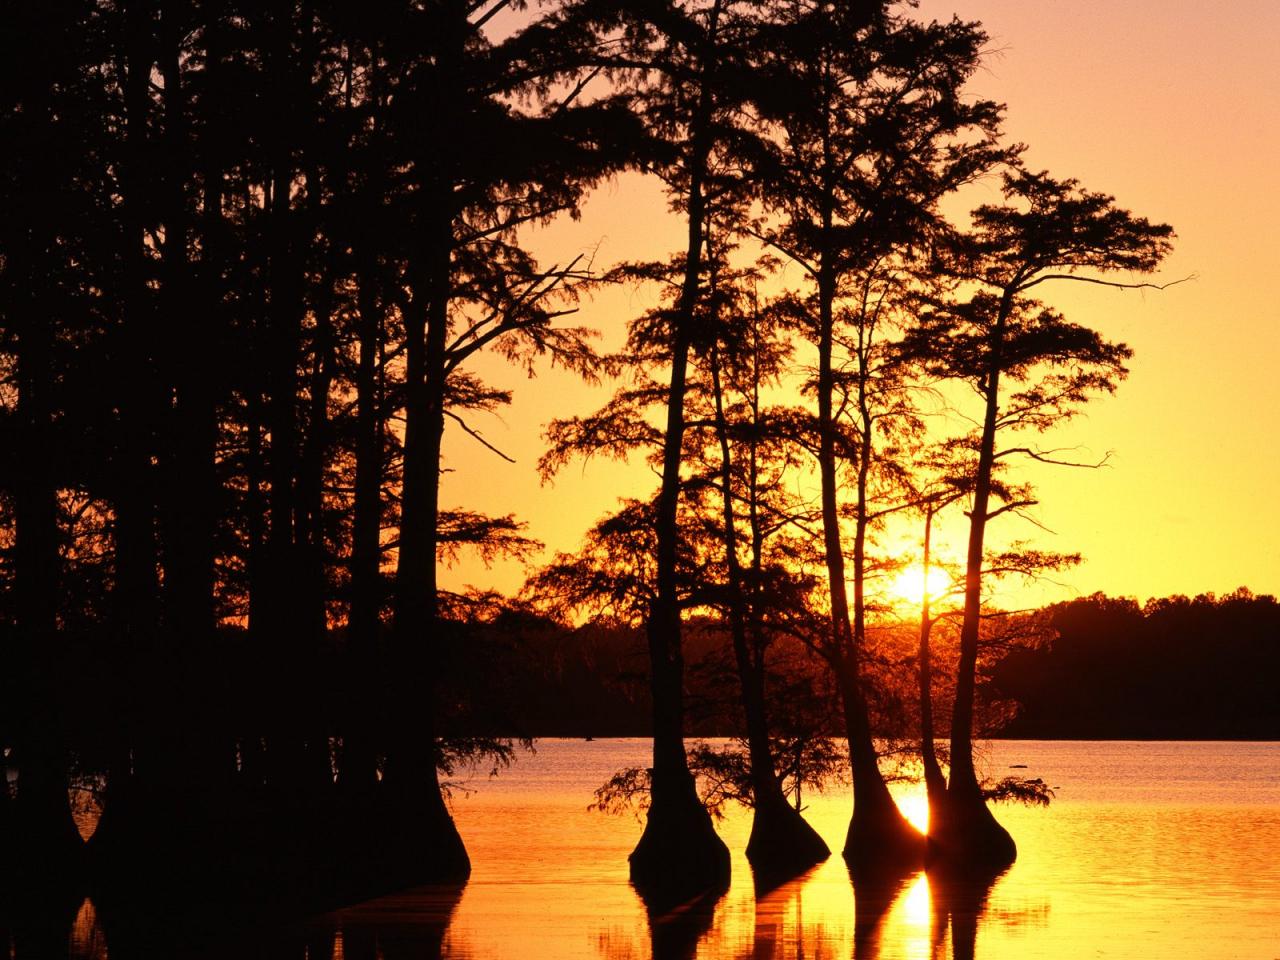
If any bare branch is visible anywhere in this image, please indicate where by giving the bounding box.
[1018,272,1195,294]
[469,0,512,32]
[444,410,516,463]
[996,446,1113,468]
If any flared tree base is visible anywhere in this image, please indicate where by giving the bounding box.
[745,796,830,888]
[927,787,1016,869]
[88,783,470,942]
[843,794,926,872]
[629,787,730,908]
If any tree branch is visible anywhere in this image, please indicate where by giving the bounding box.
[1018,272,1195,294]
[996,446,1113,468]
[445,409,516,463]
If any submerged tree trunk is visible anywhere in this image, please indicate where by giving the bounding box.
[631,322,729,899]
[709,349,827,880]
[380,1,470,880]
[628,55,729,897]
[917,502,947,809]
[341,257,384,797]
[10,186,83,876]
[932,304,1015,867]
[262,4,334,801]
[5,16,82,872]
[100,0,163,845]
[814,251,921,867]
[295,158,340,799]
[157,0,236,811]
[386,169,467,876]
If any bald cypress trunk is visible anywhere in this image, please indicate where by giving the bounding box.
[109,0,163,813]
[628,39,730,895]
[383,8,469,875]
[11,267,80,873]
[342,257,384,797]
[931,299,1015,867]
[814,244,920,867]
[917,503,947,809]
[385,242,467,878]
[8,39,82,874]
[708,350,828,881]
[158,0,236,808]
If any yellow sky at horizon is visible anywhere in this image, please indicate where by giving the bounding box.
[436,1,1280,613]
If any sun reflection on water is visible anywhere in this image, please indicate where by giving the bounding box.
[898,871,932,931]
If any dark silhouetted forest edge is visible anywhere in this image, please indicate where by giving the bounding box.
[465,590,1280,741]
[991,589,1279,740]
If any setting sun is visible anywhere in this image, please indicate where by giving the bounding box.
[891,565,954,605]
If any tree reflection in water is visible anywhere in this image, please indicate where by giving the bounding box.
[849,860,922,959]
[747,867,820,959]
[927,864,1007,960]
[640,884,726,960]
[318,883,466,960]
[58,882,467,960]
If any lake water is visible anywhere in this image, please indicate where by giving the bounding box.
[61,740,1280,958]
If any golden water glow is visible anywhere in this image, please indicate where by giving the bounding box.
[64,740,1280,959]
[898,871,934,932]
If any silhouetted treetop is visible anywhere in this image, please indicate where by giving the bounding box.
[954,167,1176,290]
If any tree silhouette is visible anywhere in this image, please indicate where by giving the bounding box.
[0,0,634,914]
[750,1,1006,866]
[905,165,1174,865]
[539,0,789,898]
[696,268,832,879]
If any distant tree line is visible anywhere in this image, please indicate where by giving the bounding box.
[471,590,1280,743]
[994,590,1280,740]
[0,0,1176,916]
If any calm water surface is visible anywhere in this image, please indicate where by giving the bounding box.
[68,740,1280,958]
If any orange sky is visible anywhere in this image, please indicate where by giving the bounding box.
[438,1,1280,612]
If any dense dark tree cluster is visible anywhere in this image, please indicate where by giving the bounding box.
[994,590,1280,739]
[0,0,1176,923]
[0,0,631,915]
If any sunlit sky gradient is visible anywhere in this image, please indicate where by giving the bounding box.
[438,1,1280,612]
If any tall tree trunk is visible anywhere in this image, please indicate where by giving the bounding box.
[917,502,947,809]
[97,0,162,857]
[11,204,82,876]
[293,154,339,798]
[384,2,468,880]
[342,259,384,796]
[629,36,730,897]
[158,0,235,808]
[933,298,1015,866]
[387,243,467,878]
[242,393,269,790]
[8,30,82,872]
[709,349,827,880]
[814,246,920,866]
[263,4,312,798]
